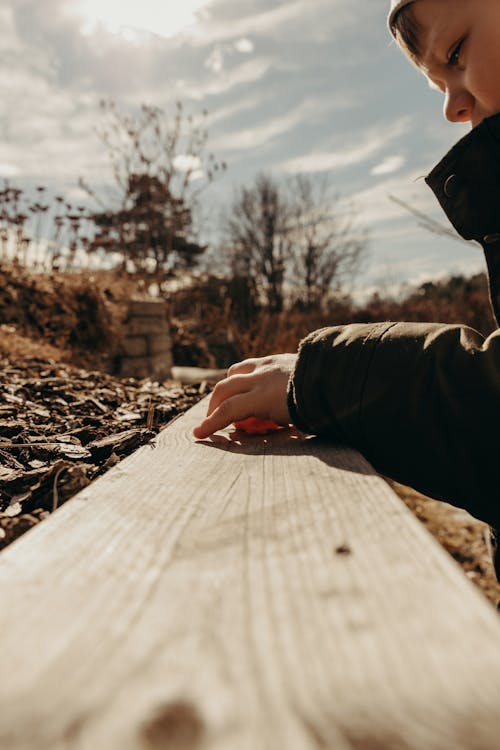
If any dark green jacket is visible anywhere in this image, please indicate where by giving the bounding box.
[288,113,500,539]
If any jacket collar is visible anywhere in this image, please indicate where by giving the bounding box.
[426,113,500,325]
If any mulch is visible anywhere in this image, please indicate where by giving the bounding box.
[0,355,207,552]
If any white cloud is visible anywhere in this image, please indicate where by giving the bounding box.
[189,0,354,46]
[344,171,435,228]
[371,154,406,176]
[0,79,107,182]
[234,38,254,53]
[182,56,272,98]
[205,95,262,126]
[66,0,212,40]
[211,96,345,152]
[0,163,21,178]
[280,118,411,174]
[65,186,91,203]
[204,37,255,75]
[205,46,224,73]
[173,154,202,172]
[189,0,312,43]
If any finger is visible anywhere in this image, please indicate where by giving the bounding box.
[193,393,253,439]
[206,373,255,417]
[227,358,261,377]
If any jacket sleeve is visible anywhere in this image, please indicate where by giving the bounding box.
[287,321,500,528]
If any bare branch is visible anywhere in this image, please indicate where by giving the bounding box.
[388,194,472,245]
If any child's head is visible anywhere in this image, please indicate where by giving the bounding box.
[388,0,500,128]
[389,0,420,62]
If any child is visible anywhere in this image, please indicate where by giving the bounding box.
[194,0,500,579]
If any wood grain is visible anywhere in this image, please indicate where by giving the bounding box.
[1,398,500,749]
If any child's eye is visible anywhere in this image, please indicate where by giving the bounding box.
[448,39,464,66]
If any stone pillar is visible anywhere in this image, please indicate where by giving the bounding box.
[119,300,173,381]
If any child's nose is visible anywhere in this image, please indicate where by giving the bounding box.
[443,88,474,124]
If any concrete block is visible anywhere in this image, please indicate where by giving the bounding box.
[149,352,173,380]
[148,333,172,356]
[127,317,170,337]
[123,336,148,357]
[119,356,151,380]
[128,300,168,318]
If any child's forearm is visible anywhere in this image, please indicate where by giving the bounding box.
[289,321,500,528]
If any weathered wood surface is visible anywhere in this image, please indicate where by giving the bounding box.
[2,398,500,749]
[171,366,227,384]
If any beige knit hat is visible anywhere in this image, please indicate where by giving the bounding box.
[388,0,415,35]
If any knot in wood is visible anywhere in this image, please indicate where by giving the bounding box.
[140,700,205,750]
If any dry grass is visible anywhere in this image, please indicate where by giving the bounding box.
[0,325,66,362]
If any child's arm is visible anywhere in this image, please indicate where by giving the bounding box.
[195,320,500,531]
[193,353,297,439]
[288,321,500,529]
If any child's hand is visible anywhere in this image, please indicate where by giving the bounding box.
[193,353,297,439]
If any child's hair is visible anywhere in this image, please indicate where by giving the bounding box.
[391,6,422,65]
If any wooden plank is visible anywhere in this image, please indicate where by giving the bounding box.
[171,366,227,384]
[1,398,500,749]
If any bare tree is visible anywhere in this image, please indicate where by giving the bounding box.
[288,176,367,309]
[226,172,367,312]
[81,100,226,282]
[226,173,293,313]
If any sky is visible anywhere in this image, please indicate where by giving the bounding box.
[0,0,485,295]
